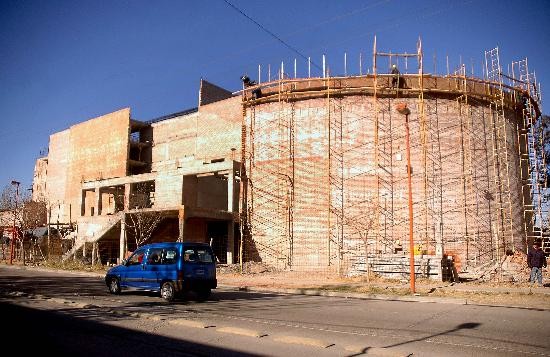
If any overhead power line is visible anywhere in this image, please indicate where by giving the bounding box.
[222,0,322,72]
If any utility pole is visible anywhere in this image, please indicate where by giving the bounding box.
[10,180,20,265]
[396,104,416,294]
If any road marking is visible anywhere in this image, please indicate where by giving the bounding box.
[274,335,334,348]
[217,327,267,338]
[169,318,215,329]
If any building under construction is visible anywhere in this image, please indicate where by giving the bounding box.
[33,40,547,280]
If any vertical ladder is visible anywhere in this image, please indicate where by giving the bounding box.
[512,58,544,249]
[485,47,515,259]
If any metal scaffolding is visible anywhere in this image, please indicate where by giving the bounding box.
[239,39,544,277]
[512,57,547,252]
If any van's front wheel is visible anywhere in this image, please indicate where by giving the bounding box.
[108,277,120,295]
[161,282,176,302]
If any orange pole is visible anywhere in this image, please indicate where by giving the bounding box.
[405,113,416,293]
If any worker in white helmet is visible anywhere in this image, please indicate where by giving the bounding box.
[391,64,400,88]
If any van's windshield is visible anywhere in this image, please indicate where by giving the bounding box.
[183,247,214,263]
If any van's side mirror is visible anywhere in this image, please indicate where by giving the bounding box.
[121,259,127,266]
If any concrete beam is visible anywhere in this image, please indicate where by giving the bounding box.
[81,160,237,190]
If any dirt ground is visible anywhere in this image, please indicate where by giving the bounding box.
[5,250,550,310]
[216,260,550,310]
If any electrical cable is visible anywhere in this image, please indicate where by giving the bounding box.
[222,0,322,72]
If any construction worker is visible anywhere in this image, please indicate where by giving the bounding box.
[394,239,403,254]
[391,64,400,88]
[527,240,547,286]
[241,75,261,99]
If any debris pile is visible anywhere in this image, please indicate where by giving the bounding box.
[216,261,278,275]
[464,250,531,283]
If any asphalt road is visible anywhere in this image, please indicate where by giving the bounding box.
[1,265,549,357]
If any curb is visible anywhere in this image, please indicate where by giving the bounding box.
[273,335,334,348]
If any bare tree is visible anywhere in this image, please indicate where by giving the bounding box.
[21,199,48,262]
[344,199,377,283]
[125,182,162,248]
[0,184,30,262]
[0,184,49,263]
[0,184,21,211]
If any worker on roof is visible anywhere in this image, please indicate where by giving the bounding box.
[391,64,400,88]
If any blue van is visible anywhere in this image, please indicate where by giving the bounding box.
[105,242,217,301]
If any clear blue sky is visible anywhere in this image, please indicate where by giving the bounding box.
[1,0,549,191]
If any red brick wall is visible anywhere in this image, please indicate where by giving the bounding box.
[245,94,525,273]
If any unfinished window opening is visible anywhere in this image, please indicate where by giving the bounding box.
[100,185,125,214]
[81,189,96,217]
[129,122,153,175]
[130,181,155,210]
[182,174,228,210]
[207,221,228,264]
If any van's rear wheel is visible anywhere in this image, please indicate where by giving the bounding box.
[161,282,176,302]
[108,278,120,295]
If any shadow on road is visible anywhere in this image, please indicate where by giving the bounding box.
[383,322,482,349]
[1,301,260,357]
[0,273,284,303]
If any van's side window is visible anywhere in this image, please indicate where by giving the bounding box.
[147,248,163,265]
[163,249,178,264]
[183,249,196,262]
[183,247,214,263]
[196,249,213,263]
[128,250,145,266]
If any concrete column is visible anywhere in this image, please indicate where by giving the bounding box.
[82,242,86,260]
[178,208,185,242]
[124,183,131,211]
[80,191,86,216]
[95,187,102,216]
[92,242,97,265]
[227,220,235,264]
[227,171,234,212]
[119,215,127,263]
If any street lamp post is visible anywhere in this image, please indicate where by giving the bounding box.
[396,104,416,294]
[10,180,20,265]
